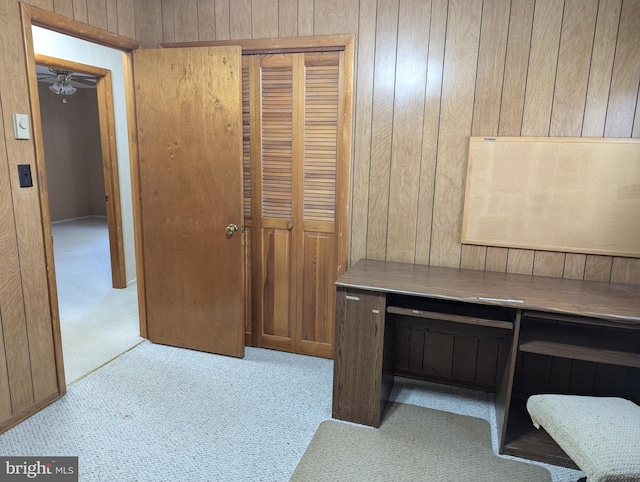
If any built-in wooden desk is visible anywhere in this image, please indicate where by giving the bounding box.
[332,259,640,467]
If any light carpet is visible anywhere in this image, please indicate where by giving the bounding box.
[291,402,551,481]
[52,217,143,383]
[0,341,581,481]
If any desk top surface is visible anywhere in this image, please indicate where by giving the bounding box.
[336,259,640,323]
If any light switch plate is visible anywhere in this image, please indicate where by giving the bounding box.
[12,113,30,140]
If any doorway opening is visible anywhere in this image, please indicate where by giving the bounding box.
[35,57,143,384]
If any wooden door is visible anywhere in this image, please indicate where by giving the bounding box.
[248,51,344,358]
[133,47,244,357]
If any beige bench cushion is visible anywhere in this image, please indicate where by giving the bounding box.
[527,395,640,482]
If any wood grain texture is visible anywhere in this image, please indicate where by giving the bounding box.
[604,0,640,138]
[462,0,510,269]
[366,0,399,261]
[611,258,640,285]
[174,0,198,42]
[86,0,107,29]
[498,0,534,136]
[252,0,278,38]
[314,0,358,36]
[430,0,481,268]
[521,0,563,136]
[486,247,508,273]
[214,0,230,40]
[549,0,598,136]
[415,0,447,265]
[582,0,621,137]
[0,93,33,415]
[278,0,298,37]
[134,0,163,48]
[349,0,376,265]
[116,0,134,38]
[507,249,534,275]
[472,0,509,136]
[230,0,251,39]
[584,255,612,282]
[105,0,117,33]
[562,253,586,280]
[298,0,314,36]
[72,0,88,23]
[386,0,429,263]
[5,1,59,407]
[532,251,565,278]
[134,46,244,357]
[53,0,74,17]
[161,0,175,42]
[198,0,216,41]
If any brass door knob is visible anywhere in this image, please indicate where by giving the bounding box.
[225,224,238,235]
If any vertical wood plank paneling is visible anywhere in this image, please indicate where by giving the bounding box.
[106,0,117,33]
[582,0,621,137]
[430,0,482,268]
[279,0,298,37]
[550,0,598,136]
[610,258,640,284]
[53,0,74,17]
[471,0,510,136]
[0,94,33,415]
[366,0,399,261]
[135,0,163,48]
[0,309,11,420]
[461,0,510,269]
[349,0,377,265]
[485,247,508,272]
[415,0,447,265]
[532,251,565,278]
[215,0,231,40]
[1,1,58,408]
[584,255,612,282]
[174,0,199,42]
[86,0,108,29]
[298,0,314,36]
[604,0,640,138]
[161,0,176,42]
[386,0,429,263]
[252,0,279,38]
[506,248,534,275]
[521,0,563,136]
[314,0,359,36]
[563,253,586,280]
[73,0,88,23]
[198,0,216,41]
[117,0,134,38]
[498,0,534,136]
[230,0,252,39]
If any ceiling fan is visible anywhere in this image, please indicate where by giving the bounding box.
[36,65,97,95]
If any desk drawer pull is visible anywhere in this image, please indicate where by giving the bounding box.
[345,295,360,301]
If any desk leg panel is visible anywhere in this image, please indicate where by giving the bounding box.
[332,288,389,427]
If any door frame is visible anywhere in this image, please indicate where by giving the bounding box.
[20,3,141,393]
[163,35,355,349]
[35,54,126,290]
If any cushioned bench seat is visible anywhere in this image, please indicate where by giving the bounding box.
[527,395,640,482]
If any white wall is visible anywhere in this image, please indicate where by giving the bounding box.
[32,26,136,286]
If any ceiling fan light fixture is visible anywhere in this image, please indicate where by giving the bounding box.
[49,82,77,96]
[48,69,77,96]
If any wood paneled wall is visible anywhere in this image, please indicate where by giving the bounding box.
[135,0,640,285]
[0,0,135,430]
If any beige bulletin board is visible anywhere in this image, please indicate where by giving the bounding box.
[461,137,640,258]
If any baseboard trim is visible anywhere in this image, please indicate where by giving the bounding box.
[51,215,107,224]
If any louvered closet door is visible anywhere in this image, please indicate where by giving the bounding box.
[252,52,342,358]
